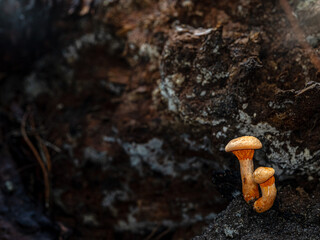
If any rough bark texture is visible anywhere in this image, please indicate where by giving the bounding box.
[0,0,320,239]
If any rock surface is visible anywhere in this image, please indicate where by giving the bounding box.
[194,185,320,240]
[0,0,320,239]
[156,0,320,178]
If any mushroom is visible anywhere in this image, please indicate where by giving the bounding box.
[253,167,277,213]
[225,136,262,203]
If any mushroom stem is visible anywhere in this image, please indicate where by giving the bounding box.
[253,167,277,213]
[254,176,277,213]
[233,150,259,203]
[225,136,262,203]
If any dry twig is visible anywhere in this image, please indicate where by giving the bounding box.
[21,113,51,208]
[29,115,52,172]
[153,228,171,240]
[145,226,159,240]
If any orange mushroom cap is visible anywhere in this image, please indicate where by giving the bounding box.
[253,167,275,184]
[225,136,262,152]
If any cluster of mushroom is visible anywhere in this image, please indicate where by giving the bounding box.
[225,136,277,213]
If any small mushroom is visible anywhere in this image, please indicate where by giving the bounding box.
[253,167,277,213]
[225,136,262,203]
